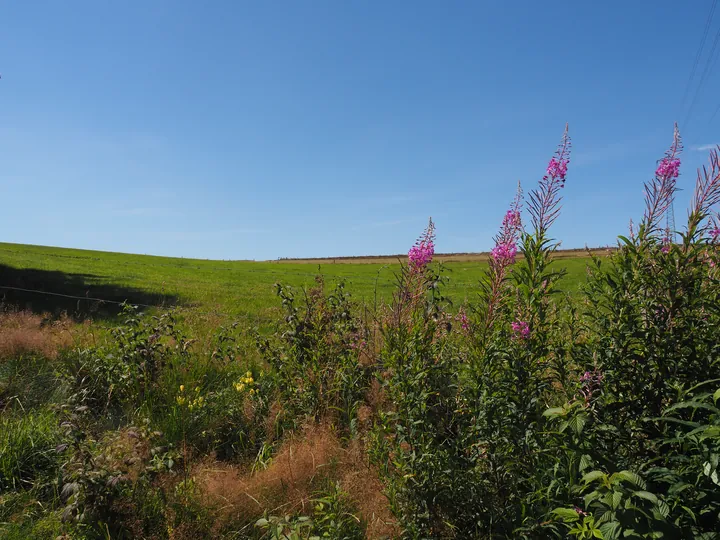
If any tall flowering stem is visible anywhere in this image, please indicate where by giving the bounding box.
[477,184,523,344]
[687,146,720,239]
[408,217,436,273]
[393,218,438,326]
[514,125,572,342]
[528,124,571,238]
[641,123,683,241]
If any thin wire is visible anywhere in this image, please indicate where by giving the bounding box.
[684,13,720,130]
[0,284,255,319]
[711,100,720,122]
[681,0,718,107]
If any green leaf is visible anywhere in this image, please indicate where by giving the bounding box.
[664,401,720,415]
[569,412,588,435]
[598,520,621,540]
[544,406,566,418]
[713,388,720,404]
[612,470,645,489]
[632,491,658,504]
[551,507,580,523]
[583,470,607,484]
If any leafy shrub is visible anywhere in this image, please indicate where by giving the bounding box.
[257,277,370,434]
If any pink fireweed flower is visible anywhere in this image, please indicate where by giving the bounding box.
[579,368,603,405]
[408,218,436,272]
[491,240,518,264]
[511,320,530,340]
[642,124,682,239]
[530,125,572,234]
[711,227,720,242]
[661,235,671,254]
[656,157,681,180]
[490,184,523,267]
[456,308,470,332]
[546,157,569,184]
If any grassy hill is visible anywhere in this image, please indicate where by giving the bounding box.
[0,242,599,333]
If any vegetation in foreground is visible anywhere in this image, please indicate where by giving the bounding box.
[1,125,719,539]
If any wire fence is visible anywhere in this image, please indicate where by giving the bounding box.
[0,284,260,321]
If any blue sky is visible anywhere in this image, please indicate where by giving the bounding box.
[2,1,719,260]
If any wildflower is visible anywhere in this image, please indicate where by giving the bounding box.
[490,240,518,265]
[546,157,569,184]
[642,125,682,239]
[579,368,603,405]
[574,506,588,517]
[176,396,186,406]
[490,186,523,267]
[179,385,185,392]
[456,308,470,332]
[655,157,681,179]
[408,218,436,272]
[530,125,572,234]
[711,226,720,241]
[661,235,671,254]
[511,320,530,340]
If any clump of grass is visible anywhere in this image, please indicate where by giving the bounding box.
[0,409,63,492]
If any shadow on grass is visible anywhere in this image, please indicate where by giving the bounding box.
[0,264,183,320]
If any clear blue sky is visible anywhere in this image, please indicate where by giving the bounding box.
[2,1,719,260]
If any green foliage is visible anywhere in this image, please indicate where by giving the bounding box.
[258,277,370,433]
[2,133,720,538]
[256,483,364,540]
[0,409,62,492]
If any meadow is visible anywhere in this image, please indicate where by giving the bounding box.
[0,241,595,332]
[1,127,719,539]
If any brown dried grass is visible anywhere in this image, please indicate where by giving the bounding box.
[195,422,398,538]
[0,310,79,359]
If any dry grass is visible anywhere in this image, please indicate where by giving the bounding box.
[0,310,80,359]
[195,422,398,538]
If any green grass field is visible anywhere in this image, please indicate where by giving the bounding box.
[0,242,594,332]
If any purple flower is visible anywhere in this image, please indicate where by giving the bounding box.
[655,157,681,180]
[711,227,720,241]
[546,157,569,184]
[530,125,572,234]
[456,309,470,332]
[580,368,603,405]
[642,125,682,239]
[661,235,671,254]
[491,240,518,264]
[511,320,530,339]
[490,185,523,267]
[408,218,436,271]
